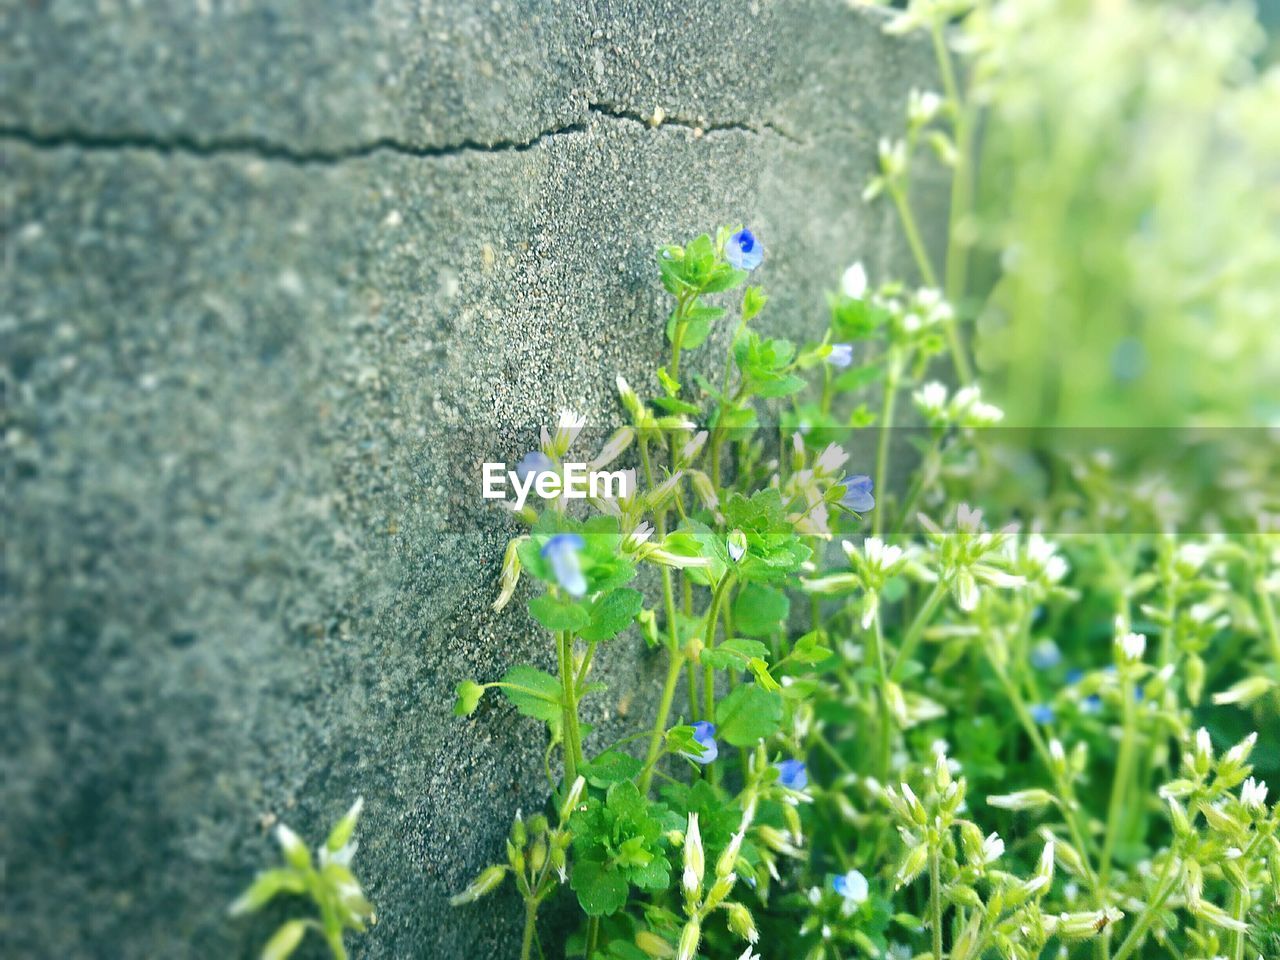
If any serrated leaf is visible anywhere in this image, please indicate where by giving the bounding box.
[732,583,791,636]
[583,750,643,788]
[528,594,590,631]
[579,588,644,642]
[571,859,629,916]
[714,684,783,746]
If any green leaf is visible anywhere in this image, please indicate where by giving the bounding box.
[261,920,308,960]
[701,637,770,670]
[228,869,305,916]
[701,265,748,293]
[453,680,486,717]
[714,684,783,746]
[579,588,644,642]
[742,285,768,321]
[325,797,364,852]
[747,657,781,691]
[583,750,643,788]
[790,630,834,665]
[732,583,791,636]
[652,395,702,415]
[528,594,590,632]
[498,665,563,722]
[571,859,629,916]
[833,362,885,393]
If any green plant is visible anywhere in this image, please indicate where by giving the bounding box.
[229,799,373,959]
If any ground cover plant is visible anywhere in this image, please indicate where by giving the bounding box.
[230,1,1279,957]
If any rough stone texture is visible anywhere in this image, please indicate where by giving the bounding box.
[1,2,937,957]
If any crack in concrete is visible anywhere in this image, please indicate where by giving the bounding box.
[0,103,803,165]
[585,102,806,146]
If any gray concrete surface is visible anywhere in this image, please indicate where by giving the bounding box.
[1,2,937,956]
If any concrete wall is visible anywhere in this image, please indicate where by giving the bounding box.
[1,2,936,956]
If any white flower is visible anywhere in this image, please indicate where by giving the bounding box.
[678,430,708,464]
[842,261,868,299]
[982,832,1005,864]
[544,409,586,457]
[815,442,850,476]
[914,380,949,419]
[1117,631,1147,663]
[1241,777,1268,810]
[908,88,944,126]
[1196,727,1214,764]
[622,522,654,552]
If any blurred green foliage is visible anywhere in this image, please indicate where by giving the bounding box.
[959,0,1280,426]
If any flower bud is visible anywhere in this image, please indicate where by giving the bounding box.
[986,789,1055,812]
[675,920,701,960]
[896,843,928,888]
[559,776,586,822]
[635,931,675,958]
[726,902,758,943]
[1193,727,1214,776]
[448,864,508,905]
[683,813,704,896]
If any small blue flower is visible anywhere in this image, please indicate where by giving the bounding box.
[828,343,854,368]
[1081,694,1102,714]
[683,721,719,764]
[1030,639,1062,671]
[726,229,764,271]
[775,758,808,791]
[832,869,869,904]
[840,475,875,513]
[1065,668,1086,685]
[1030,703,1055,725]
[516,450,554,482]
[541,533,587,597]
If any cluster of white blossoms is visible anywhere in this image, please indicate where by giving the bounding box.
[914,380,1005,428]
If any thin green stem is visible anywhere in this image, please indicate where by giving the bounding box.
[872,351,903,538]
[1111,855,1178,960]
[575,639,598,694]
[702,575,734,723]
[929,844,945,960]
[1100,672,1138,889]
[889,184,939,289]
[888,580,947,682]
[868,616,891,783]
[559,631,584,783]
[521,899,538,960]
[990,654,1101,893]
[639,650,686,795]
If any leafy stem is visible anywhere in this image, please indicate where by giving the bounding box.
[559,630,585,783]
[872,348,904,538]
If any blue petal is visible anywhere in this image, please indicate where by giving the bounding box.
[516,450,554,481]
[775,759,808,790]
[683,721,719,764]
[541,533,587,597]
[726,229,764,271]
[840,474,875,513]
[1030,703,1055,725]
